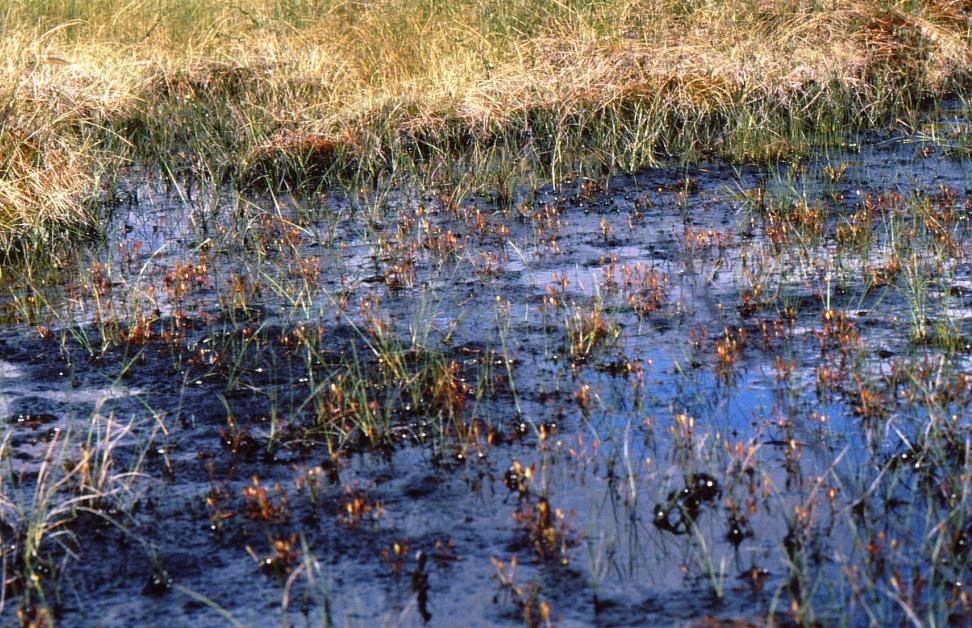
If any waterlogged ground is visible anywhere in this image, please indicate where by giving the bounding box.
[1,108,972,626]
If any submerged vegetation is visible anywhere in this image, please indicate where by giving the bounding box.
[0,1,971,627]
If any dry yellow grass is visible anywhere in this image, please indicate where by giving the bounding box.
[1,0,971,252]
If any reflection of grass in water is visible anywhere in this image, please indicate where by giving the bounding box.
[3,1,972,253]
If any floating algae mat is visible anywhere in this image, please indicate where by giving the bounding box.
[1,110,972,626]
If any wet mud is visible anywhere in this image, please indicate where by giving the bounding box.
[1,105,972,626]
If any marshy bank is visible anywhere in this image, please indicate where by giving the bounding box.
[1,2,972,627]
[3,0,972,254]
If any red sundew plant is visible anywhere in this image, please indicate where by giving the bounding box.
[511,497,572,565]
[117,238,143,272]
[773,354,796,383]
[850,376,887,421]
[579,178,601,200]
[817,309,859,355]
[835,206,873,248]
[670,413,696,454]
[815,357,846,395]
[490,556,553,628]
[596,255,619,293]
[381,541,410,574]
[89,261,112,298]
[241,475,289,524]
[338,485,383,528]
[111,315,148,348]
[564,300,616,365]
[682,226,733,259]
[503,459,533,498]
[423,227,461,258]
[755,317,790,349]
[619,262,667,317]
[162,255,209,301]
[247,533,301,577]
[573,383,592,416]
[867,257,901,288]
[713,326,746,384]
[206,484,235,534]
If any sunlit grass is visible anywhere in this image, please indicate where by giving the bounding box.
[1,1,970,253]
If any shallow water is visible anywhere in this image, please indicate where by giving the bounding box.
[1,105,971,626]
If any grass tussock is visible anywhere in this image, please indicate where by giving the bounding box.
[1,0,971,251]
